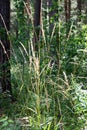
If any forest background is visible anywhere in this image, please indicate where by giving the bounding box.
[0,0,87,130]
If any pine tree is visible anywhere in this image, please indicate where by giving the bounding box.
[0,0,11,93]
[77,0,82,21]
[34,0,41,51]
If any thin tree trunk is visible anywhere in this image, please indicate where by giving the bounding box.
[68,0,71,21]
[0,0,11,93]
[64,0,71,23]
[64,0,71,36]
[77,0,82,21]
[64,0,68,23]
[34,0,41,51]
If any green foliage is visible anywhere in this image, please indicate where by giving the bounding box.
[0,0,87,130]
[0,116,21,130]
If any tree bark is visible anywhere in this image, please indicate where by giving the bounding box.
[64,0,71,37]
[77,0,82,21]
[34,0,41,51]
[64,0,71,23]
[0,0,11,93]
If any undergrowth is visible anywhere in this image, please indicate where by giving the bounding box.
[0,1,87,130]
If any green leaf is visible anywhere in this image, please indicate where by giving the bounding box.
[0,116,8,122]
[2,121,9,127]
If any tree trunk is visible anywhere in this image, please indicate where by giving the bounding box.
[34,0,41,51]
[64,0,71,23]
[64,0,71,36]
[0,0,11,93]
[77,0,82,21]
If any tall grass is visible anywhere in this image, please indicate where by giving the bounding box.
[10,24,87,130]
[1,1,87,130]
